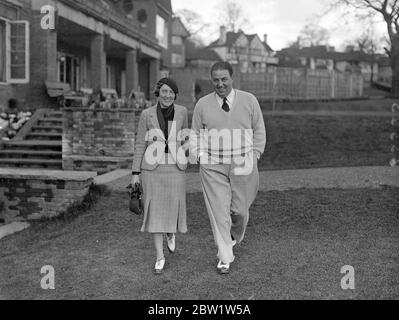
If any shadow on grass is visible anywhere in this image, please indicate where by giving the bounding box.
[0,187,398,300]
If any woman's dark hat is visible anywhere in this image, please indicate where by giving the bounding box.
[156,77,179,96]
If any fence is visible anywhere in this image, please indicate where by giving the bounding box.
[239,68,364,100]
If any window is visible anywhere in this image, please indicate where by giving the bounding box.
[156,15,168,49]
[172,53,183,66]
[172,36,182,45]
[58,54,80,91]
[0,18,29,84]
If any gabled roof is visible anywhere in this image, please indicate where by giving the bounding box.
[208,31,243,48]
[209,30,274,53]
[263,42,273,52]
[172,17,189,38]
[330,51,375,63]
[186,40,221,61]
[248,33,273,52]
[246,34,257,42]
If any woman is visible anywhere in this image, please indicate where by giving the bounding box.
[131,78,189,274]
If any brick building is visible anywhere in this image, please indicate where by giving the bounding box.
[0,0,173,110]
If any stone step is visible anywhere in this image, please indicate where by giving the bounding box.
[2,140,62,151]
[31,125,63,133]
[0,150,62,159]
[0,158,63,169]
[26,132,62,140]
[37,118,63,125]
[44,112,63,118]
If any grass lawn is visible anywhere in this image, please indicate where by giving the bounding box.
[260,115,392,171]
[187,113,393,172]
[0,187,398,300]
[260,98,397,112]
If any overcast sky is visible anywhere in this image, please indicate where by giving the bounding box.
[171,0,387,51]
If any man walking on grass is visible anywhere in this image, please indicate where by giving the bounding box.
[190,61,266,274]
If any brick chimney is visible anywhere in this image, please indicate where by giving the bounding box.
[264,33,268,45]
[219,25,227,44]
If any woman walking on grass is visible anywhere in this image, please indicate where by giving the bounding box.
[131,78,190,274]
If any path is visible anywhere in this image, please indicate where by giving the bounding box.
[96,166,399,193]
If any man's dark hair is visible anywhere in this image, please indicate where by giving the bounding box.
[210,61,233,77]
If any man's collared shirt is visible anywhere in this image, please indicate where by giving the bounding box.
[215,89,235,112]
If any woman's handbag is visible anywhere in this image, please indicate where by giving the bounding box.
[127,183,143,215]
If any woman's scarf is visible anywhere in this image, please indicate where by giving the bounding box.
[157,102,175,141]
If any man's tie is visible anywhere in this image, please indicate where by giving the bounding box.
[222,98,230,112]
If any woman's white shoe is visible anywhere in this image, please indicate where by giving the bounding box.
[154,257,166,274]
[167,234,176,253]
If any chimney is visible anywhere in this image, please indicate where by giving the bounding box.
[219,25,227,44]
[264,33,268,45]
[345,45,355,53]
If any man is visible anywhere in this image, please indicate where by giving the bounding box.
[190,61,266,274]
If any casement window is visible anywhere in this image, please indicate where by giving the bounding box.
[156,15,168,49]
[0,17,29,84]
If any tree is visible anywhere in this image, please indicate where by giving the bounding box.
[333,0,399,96]
[346,28,381,82]
[175,9,210,45]
[287,36,303,49]
[298,23,330,47]
[287,24,330,49]
[215,0,249,32]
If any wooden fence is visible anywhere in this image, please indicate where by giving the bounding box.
[239,68,364,100]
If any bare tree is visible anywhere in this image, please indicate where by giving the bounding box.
[216,0,249,32]
[175,9,211,45]
[299,23,331,47]
[349,28,381,82]
[332,0,399,95]
[357,31,379,54]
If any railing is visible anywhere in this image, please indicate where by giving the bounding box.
[240,68,364,100]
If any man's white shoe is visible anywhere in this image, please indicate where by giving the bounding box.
[154,257,165,274]
[167,234,176,253]
[217,260,230,274]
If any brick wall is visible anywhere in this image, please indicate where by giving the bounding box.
[62,108,140,173]
[0,86,15,112]
[0,169,96,223]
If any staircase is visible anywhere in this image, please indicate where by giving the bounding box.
[0,110,63,169]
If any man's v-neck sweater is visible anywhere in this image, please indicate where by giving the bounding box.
[191,90,266,161]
